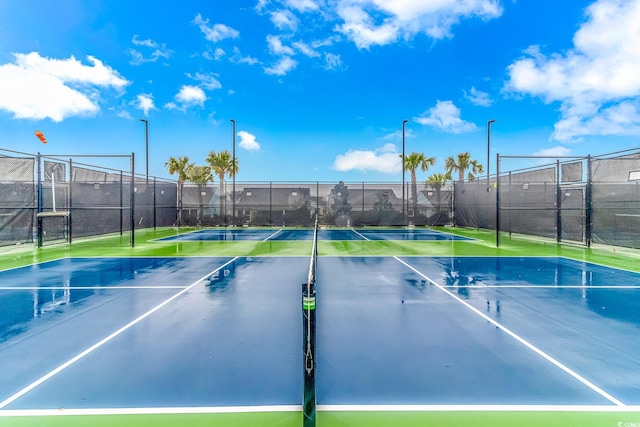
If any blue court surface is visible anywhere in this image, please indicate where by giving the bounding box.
[0,255,639,412]
[156,228,472,241]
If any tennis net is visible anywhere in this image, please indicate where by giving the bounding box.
[302,215,318,427]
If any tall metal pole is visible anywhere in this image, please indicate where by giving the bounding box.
[230,119,236,227]
[487,119,496,186]
[402,119,407,225]
[139,119,149,183]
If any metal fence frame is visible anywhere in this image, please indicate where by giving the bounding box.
[1,146,639,252]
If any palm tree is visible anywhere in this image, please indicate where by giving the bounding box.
[444,152,484,183]
[426,173,450,185]
[205,150,239,221]
[165,156,194,226]
[425,173,450,225]
[186,165,213,226]
[401,152,436,219]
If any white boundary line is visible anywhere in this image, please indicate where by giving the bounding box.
[2,404,640,417]
[0,286,188,290]
[0,405,301,417]
[318,404,640,412]
[350,228,475,241]
[350,229,367,240]
[0,258,66,273]
[394,256,626,407]
[558,256,640,275]
[263,228,284,240]
[150,228,279,243]
[0,257,240,410]
[402,285,640,289]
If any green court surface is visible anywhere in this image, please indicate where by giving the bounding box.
[1,226,639,272]
[1,226,639,427]
[3,409,640,427]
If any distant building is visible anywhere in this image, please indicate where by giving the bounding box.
[236,186,313,225]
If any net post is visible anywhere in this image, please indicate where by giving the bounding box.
[302,281,316,427]
[302,215,318,427]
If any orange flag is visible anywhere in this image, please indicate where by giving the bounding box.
[35,130,47,144]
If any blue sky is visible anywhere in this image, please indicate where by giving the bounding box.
[1,0,639,182]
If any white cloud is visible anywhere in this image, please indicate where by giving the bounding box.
[264,56,297,75]
[554,101,640,140]
[335,0,502,49]
[333,143,401,174]
[230,47,261,65]
[505,0,640,141]
[382,128,415,140]
[165,85,206,110]
[267,34,295,55]
[255,0,270,12]
[533,146,572,157]
[135,94,156,116]
[465,86,492,107]
[238,130,261,150]
[193,14,240,42]
[414,100,478,133]
[286,0,320,12]
[188,72,222,90]
[271,9,299,31]
[293,41,321,57]
[324,52,342,70]
[116,110,133,120]
[214,48,226,60]
[128,35,172,65]
[0,52,129,122]
[203,48,226,61]
[176,85,206,105]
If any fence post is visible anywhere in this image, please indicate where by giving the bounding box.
[556,160,561,243]
[496,153,500,247]
[36,152,43,247]
[69,159,73,243]
[153,177,157,230]
[130,153,135,247]
[120,171,123,236]
[586,155,592,247]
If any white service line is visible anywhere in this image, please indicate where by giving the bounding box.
[393,256,626,407]
[0,257,240,410]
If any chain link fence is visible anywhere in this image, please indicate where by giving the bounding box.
[1,147,639,253]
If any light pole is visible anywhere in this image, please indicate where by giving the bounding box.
[487,119,496,187]
[402,119,407,225]
[139,119,149,183]
[230,119,236,227]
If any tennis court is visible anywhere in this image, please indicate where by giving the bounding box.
[155,228,472,242]
[1,227,639,427]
